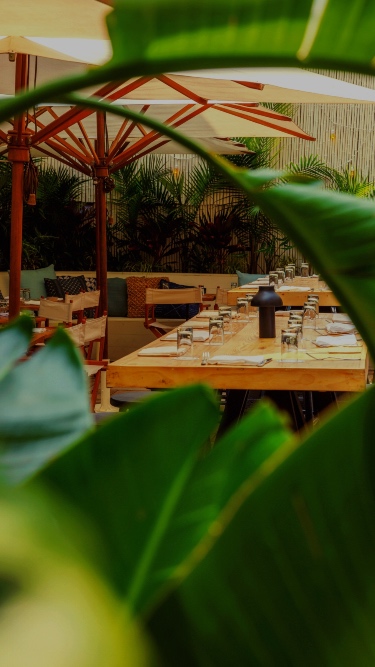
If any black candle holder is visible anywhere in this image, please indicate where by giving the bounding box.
[252,286,283,338]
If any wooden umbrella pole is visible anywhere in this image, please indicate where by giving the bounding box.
[94,111,109,358]
[8,53,30,321]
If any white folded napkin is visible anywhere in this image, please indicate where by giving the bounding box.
[326,322,356,334]
[276,285,312,292]
[25,300,41,306]
[332,313,353,324]
[207,355,265,366]
[240,282,266,288]
[182,321,211,329]
[138,346,180,356]
[32,327,46,333]
[314,334,358,347]
[196,311,222,318]
[163,330,210,342]
[0,312,8,317]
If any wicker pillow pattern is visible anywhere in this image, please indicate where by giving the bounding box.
[127,276,168,318]
[85,277,97,292]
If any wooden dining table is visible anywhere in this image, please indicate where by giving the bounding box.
[227,282,340,307]
[107,315,367,393]
[107,313,368,433]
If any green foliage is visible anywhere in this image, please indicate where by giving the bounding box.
[0,486,150,667]
[0,163,97,271]
[0,326,93,485]
[2,0,375,664]
[147,385,375,666]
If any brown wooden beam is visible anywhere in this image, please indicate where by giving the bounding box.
[221,103,291,121]
[33,77,152,145]
[111,103,208,166]
[8,53,29,321]
[95,112,108,357]
[214,104,316,140]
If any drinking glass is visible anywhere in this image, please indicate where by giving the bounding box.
[245,293,257,317]
[307,295,319,313]
[301,263,310,277]
[236,297,249,320]
[280,328,299,363]
[177,327,194,356]
[218,306,233,333]
[230,282,238,289]
[303,303,317,329]
[287,320,303,344]
[276,269,285,283]
[285,268,294,281]
[269,272,279,287]
[209,318,225,346]
[20,288,30,301]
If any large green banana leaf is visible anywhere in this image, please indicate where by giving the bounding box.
[40,386,291,616]
[0,487,151,667]
[0,326,93,485]
[147,384,375,667]
[107,0,375,74]
[0,314,33,382]
[0,0,375,123]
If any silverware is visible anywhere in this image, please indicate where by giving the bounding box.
[257,357,273,366]
[201,351,209,365]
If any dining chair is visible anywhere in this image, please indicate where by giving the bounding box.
[83,289,100,317]
[144,287,204,338]
[37,298,74,327]
[214,287,228,308]
[83,359,108,412]
[64,292,85,323]
[83,314,107,360]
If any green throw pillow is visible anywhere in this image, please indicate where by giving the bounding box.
[20,264,56,299]
[107,277,128,317]
[236,270,267,286]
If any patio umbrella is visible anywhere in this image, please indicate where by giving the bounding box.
[3,0,375,322]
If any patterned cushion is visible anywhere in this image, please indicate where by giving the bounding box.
[85,276,97,292]
[127,276,168,318]
[155,279,200,319]
[44,278,64,298]
[57,275,98,318]
[57,275,86,295]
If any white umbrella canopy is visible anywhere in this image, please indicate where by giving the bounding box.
[0,0,111,63]
[2,101,312,174]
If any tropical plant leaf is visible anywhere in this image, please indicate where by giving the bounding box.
[1,0,375,126]
[107,0,375,74]
[147,386,375,667]
[41,384,220,614]
[0,486,151,667]
[0,315,33,381]
[40,386,291,617]
[0,325,93,486]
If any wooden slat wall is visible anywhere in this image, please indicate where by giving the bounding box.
[276,70,375,176]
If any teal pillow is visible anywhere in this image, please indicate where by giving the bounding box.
[107,277,128,317]
[20,264,56,299]
[236,270,267,287]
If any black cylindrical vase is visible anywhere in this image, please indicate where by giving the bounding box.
[251,286,283,338]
